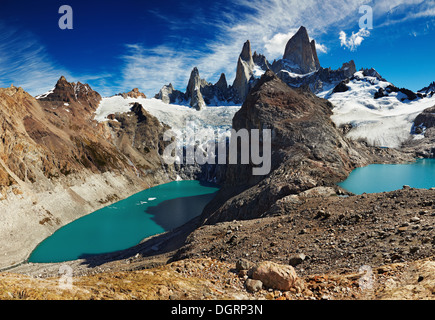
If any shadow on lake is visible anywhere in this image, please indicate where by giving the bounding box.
[146,191,219,231]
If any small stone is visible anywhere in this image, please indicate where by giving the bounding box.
[410,216,420,223]
[289,253,306,266]
[236,258,252,271]
[265,292,275,300]
[410,246,420,254]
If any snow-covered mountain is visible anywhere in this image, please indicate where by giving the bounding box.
[418,81,435,96]
[92,25,435,151]
[320,71,435,148]
[94,95,240,142]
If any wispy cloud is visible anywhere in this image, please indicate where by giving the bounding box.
[0,22,70,96]
[339,28,371,51]
[0,22,114,96]
[121,0,367,95]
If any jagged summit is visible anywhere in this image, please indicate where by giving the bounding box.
[418,81,435,95]
[232,40,256,103]
[282,26,320,74]
[186,67,206,110]
[153,25,361,106]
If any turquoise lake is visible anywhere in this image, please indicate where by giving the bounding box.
[28,180,219,263]
[338,158,435,195]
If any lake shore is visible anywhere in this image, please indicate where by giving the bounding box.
[0,171,151,270]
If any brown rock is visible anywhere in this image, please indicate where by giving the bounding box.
[252,261,299,291]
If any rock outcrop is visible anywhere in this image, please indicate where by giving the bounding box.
[282,26,320,74]
[200,70,407,224]
[413,105,435,131]
[185,67,206,110]
[0,77,173,269]
[117,88,147,99]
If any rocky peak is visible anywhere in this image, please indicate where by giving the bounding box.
[283,26,320,74]
[37,76,101,110]
[418,81,435,95]
[253,51,271,71]
[117,88,147,99]
[240,40,254,63]
[359,67,385,81]
[154,83,185,104]
[215,73,228,92]
[232,40,256,103]
[186,67,206,110]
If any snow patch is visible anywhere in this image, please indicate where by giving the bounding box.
[326,74,435,148]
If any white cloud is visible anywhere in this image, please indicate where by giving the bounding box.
[339,28,371,51]
[263,30,298,58]
[121,0,366,95]
[315,42,328,54]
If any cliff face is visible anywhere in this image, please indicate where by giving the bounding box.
[232,40,256,103]
[200,71,408,224]
[0,78,173,269]
[282,26,319,74]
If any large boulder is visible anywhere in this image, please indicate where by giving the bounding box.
[252,261,299,291]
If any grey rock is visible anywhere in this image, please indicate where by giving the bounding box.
[236,258,252,271]
[245,279,263,292]
[289,253,306,266]
[282,26,319,74]
[232,40,255,103]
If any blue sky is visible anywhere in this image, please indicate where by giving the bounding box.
[0,0,434,97]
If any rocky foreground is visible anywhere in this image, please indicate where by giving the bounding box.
[5,186,435,300]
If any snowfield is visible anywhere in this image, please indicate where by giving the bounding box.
[94,96,241,153]
[94,96,240,132]
[319,71,435,148]
[94,71,435,151]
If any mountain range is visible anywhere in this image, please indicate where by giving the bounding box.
[0,25,434,272]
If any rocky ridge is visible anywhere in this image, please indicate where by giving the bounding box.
[0,77,174,269]
[199,70,413,224]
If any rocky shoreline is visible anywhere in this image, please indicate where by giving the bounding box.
[4,183,434,300]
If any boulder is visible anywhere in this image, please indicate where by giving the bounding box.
[252,261,299,291]
[245,279,263,293]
